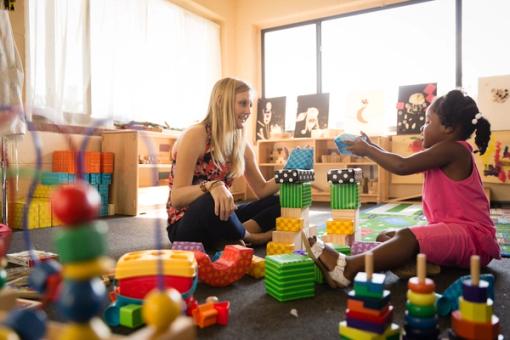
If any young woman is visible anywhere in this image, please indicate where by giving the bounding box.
[167,78,280,251]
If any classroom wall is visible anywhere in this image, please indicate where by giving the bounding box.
[7,0,510,202]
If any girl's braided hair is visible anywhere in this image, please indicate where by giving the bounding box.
[429,90,491,155]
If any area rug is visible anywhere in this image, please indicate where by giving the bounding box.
[318,203,510,257]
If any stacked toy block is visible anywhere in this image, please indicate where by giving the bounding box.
[268,147,315,255]
[339,253,401,339]
[193,245,253,287]
[404,254,439,339]
[51,151,114,217]
[324,168,362,247]
[7,183,61,229]
[247,255,265,279]
[264,253,315,302]
[449,256,502,340]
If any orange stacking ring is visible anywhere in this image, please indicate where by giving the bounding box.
[408,276,436,294]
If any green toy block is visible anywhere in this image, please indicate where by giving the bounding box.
[54,221,108,263]
[120,304,144,328]
[265,278,315,302]
[333,245,351,255]
[353,272,385,299]
[265,254,314,271]
[279,183,312,208]
[330,183,359,209]
[265,266,315,283]
[314,264,324,284]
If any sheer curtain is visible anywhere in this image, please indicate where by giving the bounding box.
[90,0,221,128]
[27,0,89,123]
[27,0,221,128]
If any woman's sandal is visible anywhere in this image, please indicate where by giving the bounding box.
[301,232,351,288]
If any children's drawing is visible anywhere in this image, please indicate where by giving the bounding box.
[294,93,329,138]
[396,83,436,135]
[478,75,510,130]
[256,97,286,140]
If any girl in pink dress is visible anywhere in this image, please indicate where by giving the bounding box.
[305,89,500,288]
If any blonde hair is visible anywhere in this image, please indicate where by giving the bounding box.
[201,78,251,178]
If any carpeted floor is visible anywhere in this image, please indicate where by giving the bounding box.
[8,203,510,339]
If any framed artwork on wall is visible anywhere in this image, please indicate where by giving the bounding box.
[396,83,436,135]
[256,97,286,140]
[478,75,510,131]
[294,93,329,138]
[344,90,386,135]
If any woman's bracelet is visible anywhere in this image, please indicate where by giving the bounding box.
[199,180,223,193]
[208,180,223,191]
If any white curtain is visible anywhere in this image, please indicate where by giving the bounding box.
[27,0,89,123]
[27,0,221,128]
[1,10,26,135]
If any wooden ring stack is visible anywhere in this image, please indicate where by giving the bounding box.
[404,254,439,339]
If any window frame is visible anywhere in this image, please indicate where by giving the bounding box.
[261,0,462,112]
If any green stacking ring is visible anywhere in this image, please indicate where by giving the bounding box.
[55,221,108,263]
[406,300,436,318]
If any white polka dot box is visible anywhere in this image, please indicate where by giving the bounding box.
[274,169,315,184]
[327,168,362,184]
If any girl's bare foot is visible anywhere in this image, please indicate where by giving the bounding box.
[244,230,273,246]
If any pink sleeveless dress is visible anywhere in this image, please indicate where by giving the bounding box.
[411,141,500,267]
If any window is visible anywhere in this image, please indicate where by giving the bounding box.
[263,24,317,131]
[462,0,510,96]
[262,0,471,135]
[322,0,455,134]
[27,0,221,128]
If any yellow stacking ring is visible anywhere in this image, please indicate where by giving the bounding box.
[62,257,114,280]
[407,290,436,306]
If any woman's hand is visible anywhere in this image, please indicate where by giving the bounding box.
[345,136,371,157]
[209,182,236,221]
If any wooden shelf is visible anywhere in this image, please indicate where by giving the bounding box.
[257,136,390,204]
[102,130,178,215]
[138,163,172,168]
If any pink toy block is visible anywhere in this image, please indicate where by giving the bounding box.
[351,241,381,255]
[171,241,205,253]
[194,245,254,287]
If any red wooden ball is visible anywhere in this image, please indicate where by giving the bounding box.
[51,181,101,225]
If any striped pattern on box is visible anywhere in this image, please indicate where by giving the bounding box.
[330,183,360,209]
[280,183,312,208]
[274,169,314,184]
[265,254,315,302]
[326,219,355,235]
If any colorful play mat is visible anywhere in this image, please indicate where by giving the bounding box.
[320,203,510,258]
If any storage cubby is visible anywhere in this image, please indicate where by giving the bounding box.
[257,137,390,203]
